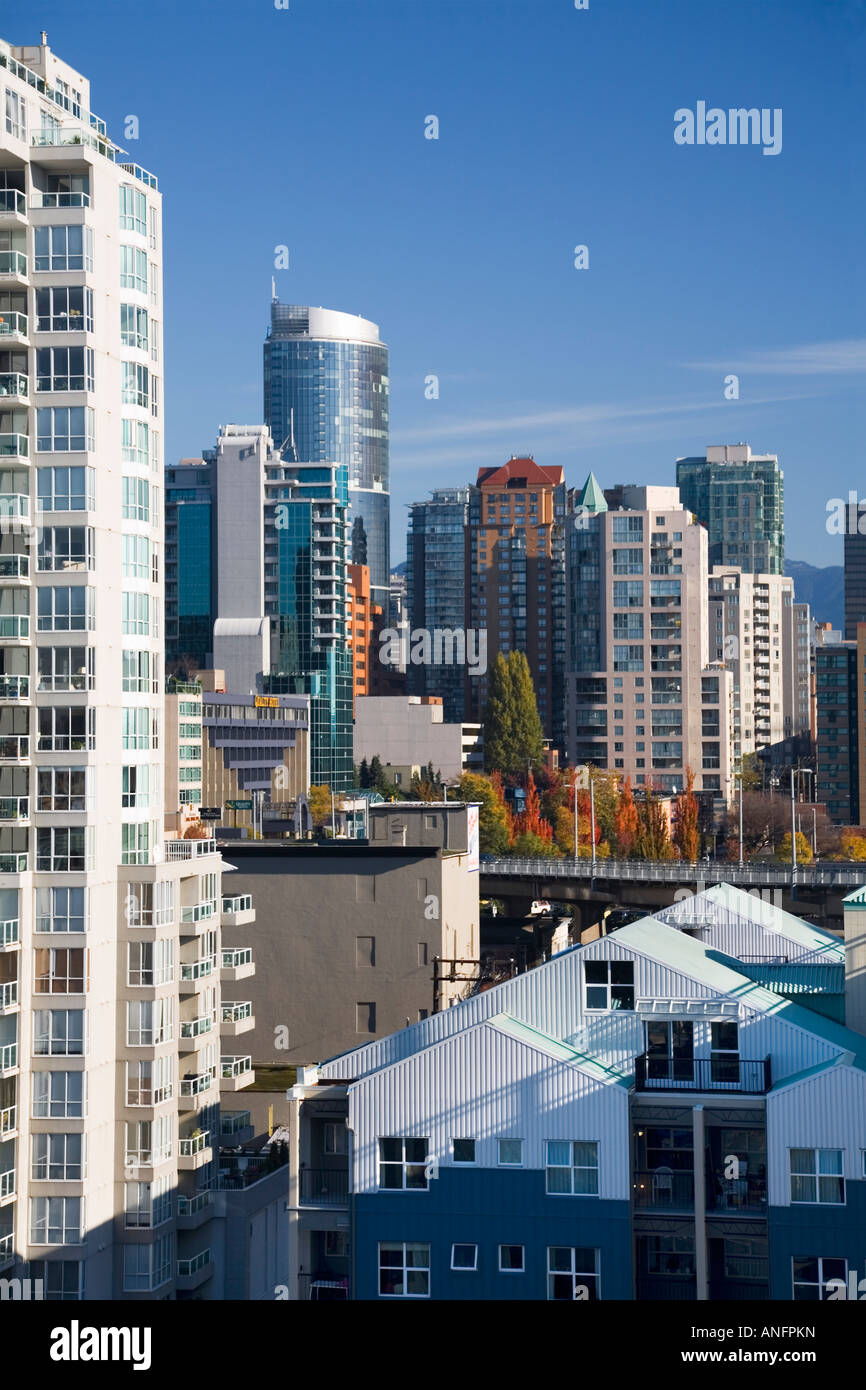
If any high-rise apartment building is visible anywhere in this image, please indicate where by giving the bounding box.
[0,35,256,1300]
[347,563,379,712]
[466,459,566,743]
[708,568,812,770]
[407,487,470,723]
[566,483,732,804]
[677,444,784,575]
[263,303,390,609]
[814,627,860,825]
[164,457,214,671]
[843,504,866,640]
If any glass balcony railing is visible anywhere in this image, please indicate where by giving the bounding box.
[0,677,29,700]
[0,190,25,216]
[0,1104,16,1135]
[180,1016,212,1040]
[177,1192,212,1218]
[0,617,29,641]
[0,737,28,760]
[221,1002,252,1024]
[179,1072,215,1098]
[0,313,27,338]
[179,1131,210,1158]
[180,956,215,982]
[0,918,19,944]
[0,1169,14,1200]
[0,374,27,398]
[0,555,29,580]
[0,252,26,277]
[0,855,26,874]
[221,1055,252,1079]
[0,980,18,1010]
[180,900,218,925]
[177,1250,211,1278]
[0,1042,17,1072]
[0,435,28,458]
[220,1111,251,1137]
[221,894,252,914]
[0,495,29,521]
[31,191,91,209]
[0,797,28,821]
[221,948,252,970]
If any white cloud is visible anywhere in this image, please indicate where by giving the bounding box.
[683,338,866,375]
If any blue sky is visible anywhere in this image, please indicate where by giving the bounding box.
[7,0,864,566]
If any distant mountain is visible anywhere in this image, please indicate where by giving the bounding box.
[391,561,408,577]
[786,560,844,628]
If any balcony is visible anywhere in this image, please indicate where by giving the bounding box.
[0,1042,18,1076]
[165,837,218,862]
[220,1055,254,1092]
[221,1001,253,1037]
[0,737,29,764]
[0,617,29,642]
[176,1249,213,1291]
[221,894,255,927]
[0,1231,12,1271]
[178,1131,212,1170]
[0,676,29,700]
[0,373,27,402]
[180,899,218,929]
[0,855,26,875]
[0,1104,16,1137]
[0,314,27,344]
[633,1169,695,1211]
[0,919,19,948]
[0,979,18,1013]
[0,1168,14,1204]
[0,555,29,583]
[177,1191,213,1230]
[221,947,254,983]
[0,190,26,220]
[179,955,215,990]
[0,495,29,523]
[0,798,28,823]
[179,1072,216,1109]
[707,1173,767,1214]
[31,190,90,209]
[0,435,28,462]
[179,1015,213,1046]
[634,1054,771,1094]
[220,1110,254,1146]
[299,1168,349,1208]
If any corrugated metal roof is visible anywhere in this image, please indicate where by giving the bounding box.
[489,1014,632,1087]
[740,962,845,996]
[702,883,844,960]
[843,884,866,906]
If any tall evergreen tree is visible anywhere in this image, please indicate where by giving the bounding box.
[483,650,544,775]
[483,652,515,772]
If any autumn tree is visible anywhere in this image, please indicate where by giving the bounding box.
[776,831,813,865]
[672,768,700,863]
[634,788,675,861]
[308,785,335,829]
[614,776,639,857]
[839,829,866,861]
[458,772,512,855]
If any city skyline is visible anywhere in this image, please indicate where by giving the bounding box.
[1,0,860,571]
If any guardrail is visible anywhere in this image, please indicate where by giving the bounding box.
[480,856,866,890]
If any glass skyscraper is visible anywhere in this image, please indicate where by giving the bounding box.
[165,456,215,670]
[676,444,784,575]
[407,487,470,722]
[263,303,390,608]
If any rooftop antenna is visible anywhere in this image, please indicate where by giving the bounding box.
[271,276,277,301]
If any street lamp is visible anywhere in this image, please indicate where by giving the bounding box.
[790,768,797,873]
[590,774,597,870]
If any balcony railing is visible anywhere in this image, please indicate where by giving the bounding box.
[32,191,91,209]
[0,313,26,338]
[0,980,17,1010]
[0,494,29,521]
[220,1110,251,1137]
[221,1002,252,1024]
[222,894,252,914]
[0,1104,16,1135]
[0,1042,17,1072]
[297,1273,350,1301]
[0,617,29,640]
[180,1016,212,1040]
[177,1250,211,1277]
[179,1073,215,1099]
[0,434,28,458]
[0,919,19,945]
[0,676,29,699]
[0,797,28,821]
[165,837,217,861]
[299,1168,349,1206]
[0,373,27,397]
[707,1173,768,1212]
[177,1191,212,1218]
[221,1055,252,1079]
[0,556,28,583]
[181,901,218,925]
[0,855,26,874]
[179,1131,210,1158]
[633,1169,695,1209]
[180,956,215,982]
[634,1054,771,1094]
[0,1168,14,1200]
[0,190,25,216]
[221,948,252,970]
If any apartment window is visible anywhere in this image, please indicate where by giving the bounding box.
[125,1176,172,1230]
[35,286,93,333]
[355,1001,376,1033]
[122,650,153,698]
[28,1260,84,1301]
[122,765,151,810]
[37,465,95,512]
[126,1057,173,1107]
[122,591,151,636]
[121,822,150,866]
[122,708,151,750]
[451,1243,478,1271]
[34,225,92,272]
[793,1257,848,1301]
[612,515,643,541]
[121,303,149,351]
[150,319,159,362]
[30,1196,82,1246]
[584,960,634,1010]
[36,346,95,393]
[498,1138,523,1167]
[36,769,89,814]
[499,1245,525,1272]
[32,1071,85,1119]
[150,376,159,418]
[36,407,94,453]
[120,245,148,294]
[31,1133,83,1181]
[35,887,86,936]
[37,646,93,694]
[121,418,149,467]
[546,1140,599,1195]
[37,527,95,571]
[547,1247,599,1301]
[790,1149,845,1205]
[122,1234,173,1291]
[646,1233,694,1275]
[119,184,146,235]
[37,585,94,631]
[4,91,27,141]
[127,939,173,988]
[323,1122,347,1155]
[126,998,173,1047]
[32,1010,85,1057]
[148,206,159,250]
[378,1242,430,1298]
[34,948,88,995]
[452,1138,476,1164]
[36,827,92,873]
[378,1137,429,1190]
[38,706,95,752]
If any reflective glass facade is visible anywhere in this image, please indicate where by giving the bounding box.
[165,463,214,668]
[263,304,390,606]
[676,452,784,575]
[407,488,469,722]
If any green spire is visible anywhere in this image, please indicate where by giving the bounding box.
[576,471,608,514]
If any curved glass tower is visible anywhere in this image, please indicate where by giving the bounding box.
[264,303,390,607]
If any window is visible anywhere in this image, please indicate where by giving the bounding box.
[499,1245,525,1272]
[792,1256,848,1301]
[122,591,151,635]
[128,939,173,987]
[121,822,150,866]
[36,827,92,873]
[584,960,634,1010]
[30,1196,82,1246]
[36,407,94,453]
[323,1122,347,1155]
[122,1235,173,1291]
[120,245,148,293]
[121,304,149,351]
[547,1247,599,1300]
[355,1001,375,1033]
[27,1260,84,1301]
[122,361,149,409]
[122,765,150,810]
[34,948,88,994]
[451,1243,478,1271]
[378,1137,429,1190]
[546,1140,599,1195]
[37,585,94,631]
[121,418,149,466]
[123,649,153,693]
[125,1176,171,1230]
[710,1020,740,1084]
[38,706,95,752]
[122,708,151,750]
[38,526,94,572]
[37,646,93,693]
[790,1149,845,1205]
[32,1010,84,1056]
[497,1138,523,1167]
[126,1057,173,1107]
[378,1242,430,1298]
[37,466,94,512]
[36,764,90,811]
[119,184,146,235]
[34,225,92,272]
[126,998,173,1047]
[452,1138,475,1164]
[31,1133,83,1181]
[148,206,158,250]
[35,286,93,333]
[32,1071,85,1119]
[645,1233,694,1275]
[36,346,95,393]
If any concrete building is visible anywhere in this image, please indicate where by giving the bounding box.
[346,563,378,713]
[286,885,866,1301]
[263,302,390,610]
[163,678,203,837]
[566,483,732,806]
[814,627,860,825]
[466,458,567,745]
[708,568,812,770]
[354,695,483,783]
[215,802,480,1066]
[0,33,265,1301]
[676,444,785,575]
[406,487,470,722]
